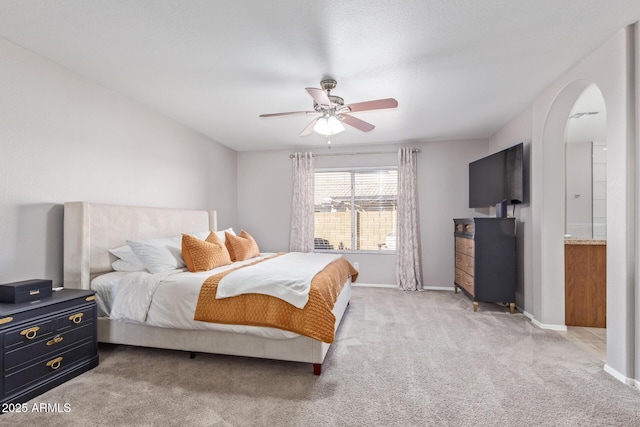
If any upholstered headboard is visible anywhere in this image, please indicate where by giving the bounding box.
[63,202,217,290]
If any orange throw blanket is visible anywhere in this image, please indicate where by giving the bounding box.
[194,256,358,343]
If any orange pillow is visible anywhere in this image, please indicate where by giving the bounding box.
[225,230,260,262]
[182,233,231,272]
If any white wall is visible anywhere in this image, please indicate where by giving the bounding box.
[490,25,639,386]
[489,107,532,311]
[0,38,237,286]
[237,140,489,286]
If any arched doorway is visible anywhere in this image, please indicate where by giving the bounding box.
[537,79,596,327]
[534,26,637,387]
[563,84,607,356]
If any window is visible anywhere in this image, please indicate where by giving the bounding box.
[314,168,397,252]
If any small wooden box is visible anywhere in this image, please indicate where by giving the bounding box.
[0,279,53,304]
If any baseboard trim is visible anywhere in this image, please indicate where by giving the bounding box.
[529,316,567,331]
[352,283,395,288]
[603,364,640,389]
[352,284,456,291]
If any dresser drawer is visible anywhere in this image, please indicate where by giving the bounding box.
[462,238,475,257]
[3,341,95,397]
[463,222,475,236]
[4,320,54,349]
[461,254,474,276]
[455,251,465,269]
[455,268,475,294]
[461,271,474,294]
[4,322,94,371]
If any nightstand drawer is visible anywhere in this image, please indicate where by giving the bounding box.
[3,340,95,397]
[4,320,54,349]
[56,306,95,331]
[4,322,94,371]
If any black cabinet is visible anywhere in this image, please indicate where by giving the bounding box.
[0,289,98,405]
[453,218,516,313]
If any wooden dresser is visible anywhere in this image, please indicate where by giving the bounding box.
[453,218,516,313]
[0,289,98,406]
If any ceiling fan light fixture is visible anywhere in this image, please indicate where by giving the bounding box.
[313,115,345,136]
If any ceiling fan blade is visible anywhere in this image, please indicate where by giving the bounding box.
[300,117,320,136]
[345,98,398,113]
[259,111,316,118]
[305,88,331,106]
[339,114,375,132]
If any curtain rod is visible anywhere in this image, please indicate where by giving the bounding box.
[289,148,420,158]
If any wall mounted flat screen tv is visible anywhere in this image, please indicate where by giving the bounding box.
[469,143,523,208]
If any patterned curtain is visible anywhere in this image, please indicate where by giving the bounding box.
[396,147,423,290]
[289,152,315,252]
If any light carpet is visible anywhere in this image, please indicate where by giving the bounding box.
[2,287,639,426]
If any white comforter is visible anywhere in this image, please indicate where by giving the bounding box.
[216,252,341,308]
[108,254,298,339]
[107,252,343,339]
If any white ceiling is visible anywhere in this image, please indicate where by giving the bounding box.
[1,1,639,151]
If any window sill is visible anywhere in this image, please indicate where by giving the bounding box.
[314,250,396,255]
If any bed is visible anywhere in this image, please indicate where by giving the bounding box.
[62,201,354,375]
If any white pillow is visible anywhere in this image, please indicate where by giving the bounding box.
[192,228,235,243]
[127,236,185,273]
[109,245,145,269]
[111,259,146,272]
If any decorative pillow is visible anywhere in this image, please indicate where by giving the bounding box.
[225,230,260,262]
[111,259,146,272]
[109,245,145,269]
[182,233,231,272]
[192,228,235,243]
[127,236,185,274]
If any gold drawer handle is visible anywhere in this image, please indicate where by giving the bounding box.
[46,335,64,346]
[69,313,84,324]
[20,326,40,340]
[46,357,63,370]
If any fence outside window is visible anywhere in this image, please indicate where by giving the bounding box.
[314,168,397,252]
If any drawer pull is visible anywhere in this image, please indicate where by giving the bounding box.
[46,335,64,346]
[20,326,40,340]
[46,357,63,370]
[29,289,40,296]
[69,313,84,324]
[0,317,13,325]
[86,295,96,302]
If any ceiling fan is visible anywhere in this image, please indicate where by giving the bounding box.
[259,79,398,140]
